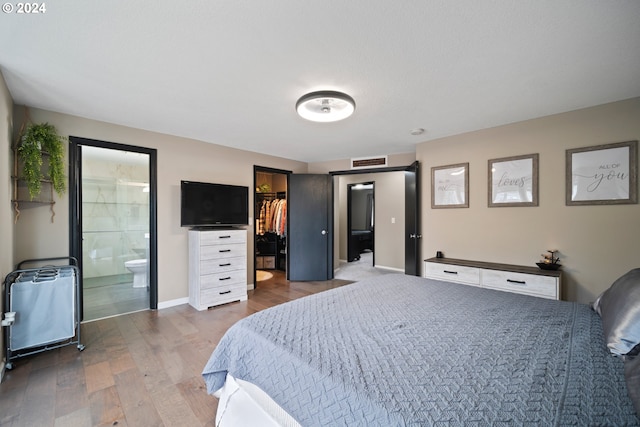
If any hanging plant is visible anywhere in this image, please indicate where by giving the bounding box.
[17,122,67,200]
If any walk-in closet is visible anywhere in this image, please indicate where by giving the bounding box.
[254,168,288,285]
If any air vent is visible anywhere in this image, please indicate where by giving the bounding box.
[351,156,388,170]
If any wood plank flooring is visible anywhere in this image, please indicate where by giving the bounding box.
[0,271,352,427]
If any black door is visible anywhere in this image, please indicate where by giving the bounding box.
[69,137,158,320]
[404,161,421,276]
[288,174,333,280]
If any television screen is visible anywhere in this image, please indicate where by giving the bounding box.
[181,181,249,227]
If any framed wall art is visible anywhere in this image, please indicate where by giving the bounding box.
[431,163,468,208]
[566,140,637,205]
[488,153,538,207]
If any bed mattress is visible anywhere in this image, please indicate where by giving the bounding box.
[203,274,639,425]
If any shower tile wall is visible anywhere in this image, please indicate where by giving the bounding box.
[82,157,149,279]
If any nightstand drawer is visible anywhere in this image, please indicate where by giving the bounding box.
[424,262,481,286]
[482,270,558,299]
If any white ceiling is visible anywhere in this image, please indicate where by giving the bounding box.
[1,1,639,163]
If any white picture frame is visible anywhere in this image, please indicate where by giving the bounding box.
[431,163,468,208]
[488,154,538,207]
[566,140,638,205]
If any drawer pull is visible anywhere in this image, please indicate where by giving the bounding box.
[219,263,231,267]
[219,276,232,281]
[219,290,232,295]
[443,270,458,275]
[219,249,231,253]
[219,235,231,239]
[507,279,526,285]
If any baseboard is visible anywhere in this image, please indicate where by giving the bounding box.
[375,265,404,273]
[157,286,255,310]
[157,297,189,310]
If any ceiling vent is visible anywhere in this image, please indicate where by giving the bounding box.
[351,156,388,170]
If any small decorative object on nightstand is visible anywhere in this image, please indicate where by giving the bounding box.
[536,250,562,271]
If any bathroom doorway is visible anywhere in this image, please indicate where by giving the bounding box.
[69,137,157,321]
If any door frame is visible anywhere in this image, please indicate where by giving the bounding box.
[251,162,419,284]
[69,136,158,318]
[253,165,291,287]
[347,181,375,264]
[330,161,420,275]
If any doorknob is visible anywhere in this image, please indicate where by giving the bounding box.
[321,230,328,235]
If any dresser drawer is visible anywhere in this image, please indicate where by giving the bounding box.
[424,262,481,286]
[199,230,246,245]
[200,270,247,290]
[200,244,245,260]
[200,282,248,307]
[200,255,246,275]
[482,269,558,299]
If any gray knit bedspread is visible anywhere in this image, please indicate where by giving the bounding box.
[202,274,639,426]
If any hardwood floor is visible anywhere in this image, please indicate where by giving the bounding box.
[0,271,352,427]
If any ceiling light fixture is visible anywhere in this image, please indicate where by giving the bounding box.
[296,91,355,122]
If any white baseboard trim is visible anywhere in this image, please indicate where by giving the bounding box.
[157,285,254,310]
[157,297,189,310]
[375,265,404,273]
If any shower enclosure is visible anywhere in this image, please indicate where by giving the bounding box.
[80,145,150,320]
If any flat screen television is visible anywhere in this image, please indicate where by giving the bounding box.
[180,180,249,227]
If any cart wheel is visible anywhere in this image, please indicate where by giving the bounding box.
[5,362,13,370]
[77,344,85,351]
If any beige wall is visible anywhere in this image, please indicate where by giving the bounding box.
[11,107,307,304]
[417,97,640,303]
[1,71,14,370]
[9,98,638,306]
[335,172,405,270]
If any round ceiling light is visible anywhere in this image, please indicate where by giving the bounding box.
[296,91,355,122]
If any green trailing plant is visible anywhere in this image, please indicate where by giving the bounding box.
[18,122,67,200]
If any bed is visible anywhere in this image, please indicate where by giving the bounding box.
[203,272,640,426]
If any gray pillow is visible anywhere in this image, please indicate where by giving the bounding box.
[593,268,640,356]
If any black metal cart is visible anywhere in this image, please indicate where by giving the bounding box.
[2,257,85,369]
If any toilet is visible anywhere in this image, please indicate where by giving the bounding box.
[124,259,147,288]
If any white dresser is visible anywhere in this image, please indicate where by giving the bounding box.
[188,228,248,310]
[423,257,562,300]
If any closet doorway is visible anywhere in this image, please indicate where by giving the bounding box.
[347,182,375,265]
[254,166,290,287]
